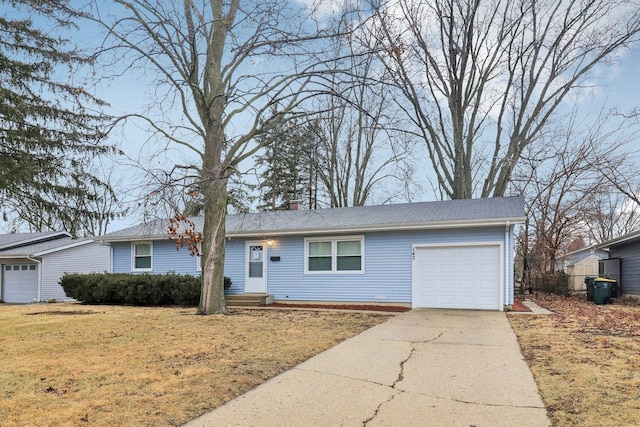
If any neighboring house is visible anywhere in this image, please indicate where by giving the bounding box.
[98,196,525,311]
[0,232,110,303]
[556,246,608,290]
[598,229,640,298]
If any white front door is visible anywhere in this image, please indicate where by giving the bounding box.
[245,241,267,293]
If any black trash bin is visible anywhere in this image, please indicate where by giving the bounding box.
[593,278,616,305]
[585,277,596,301]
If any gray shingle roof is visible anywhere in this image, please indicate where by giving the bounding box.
[0,236,93,257]
[0,231,70,250]
[599,229,640,249]
[99,196,524,242]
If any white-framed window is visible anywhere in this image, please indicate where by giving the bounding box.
[304,236,364,274]
[132,242,153,271]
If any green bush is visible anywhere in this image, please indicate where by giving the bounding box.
[60,273,232,306]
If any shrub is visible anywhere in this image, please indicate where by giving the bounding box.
[535,270,570,296]
[60,273,232,306]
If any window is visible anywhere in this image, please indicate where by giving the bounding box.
[337,241,362,271]
[248,245,264,278]
[4,266,10,271]
[29,265,36,270]
[305,236,364,274]
[308,241,332,271]
[132,242,152,271]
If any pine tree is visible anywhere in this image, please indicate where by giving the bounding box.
[254,116,318,211]
[0,0,114,235]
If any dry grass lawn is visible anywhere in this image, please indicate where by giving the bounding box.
[509,295,640,427]
[0,303,390,426]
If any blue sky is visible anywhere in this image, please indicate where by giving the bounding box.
[69,22,640,232]
[2,1,640,234]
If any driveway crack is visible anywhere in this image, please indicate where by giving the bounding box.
[363,332,444,425]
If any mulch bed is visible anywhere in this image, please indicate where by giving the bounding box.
[265,303,411,312]
[510,299,532,312]
[268,301,534,313]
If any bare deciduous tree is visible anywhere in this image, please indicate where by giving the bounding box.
[310,27,418,207]
[512,109,634,289]
[583,190,640,243]
[75,0,345,314]
[364,0,640,199]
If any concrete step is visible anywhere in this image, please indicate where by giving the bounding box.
[225,293,275,307]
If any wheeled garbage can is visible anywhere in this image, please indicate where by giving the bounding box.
[593,278,616,305]
[585,277,596,301]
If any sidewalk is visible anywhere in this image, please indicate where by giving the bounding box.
[185,309,550,426]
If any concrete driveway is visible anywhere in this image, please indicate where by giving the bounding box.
[185,309,550,426]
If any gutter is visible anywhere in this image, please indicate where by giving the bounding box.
[227,218,527,238]
[26,256,42,303]
[98,217,526,243]
[598,231,640,249]
[503,221,511,310]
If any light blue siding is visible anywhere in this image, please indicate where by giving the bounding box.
[111,226,515,305]
[111,239,245,292]
[223,238,246,294]
[112,242,131,273]
[609,241,640,296]
[111,241,199,275]
[254,227,506,303]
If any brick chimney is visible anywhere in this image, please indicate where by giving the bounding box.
[289,200,302,211]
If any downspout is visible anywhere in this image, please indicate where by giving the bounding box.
[27,256,42,303]
[504,221,511,310]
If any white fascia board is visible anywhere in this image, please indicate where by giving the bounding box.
[98,234,166,244]
[99,216,525,241]
[599,230,640,249]
[226,216,526,238]
[0,254,39,260]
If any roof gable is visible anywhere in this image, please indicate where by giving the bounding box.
[557,246,608,264]
[0,236,93,257]
[99,196,525,242]
[599,229,640,249]
[0,231,71,251]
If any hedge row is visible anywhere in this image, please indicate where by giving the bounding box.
[60,273,231,306]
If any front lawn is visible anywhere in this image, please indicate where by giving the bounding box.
[509,295,640,427]
[0,304,389,426]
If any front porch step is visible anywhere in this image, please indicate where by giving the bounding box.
[225,293,274,307]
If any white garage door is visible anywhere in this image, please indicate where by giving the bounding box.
[3,264,38,303]
[413,245,501,310]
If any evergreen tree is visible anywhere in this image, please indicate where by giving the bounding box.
[254,116,318,211]
[0,0,114,235]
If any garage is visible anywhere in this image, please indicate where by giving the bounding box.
[412,244,502,310]
[2,264,38,303]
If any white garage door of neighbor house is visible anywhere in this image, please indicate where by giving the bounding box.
[413,245,501,310]
[3,264,38,303]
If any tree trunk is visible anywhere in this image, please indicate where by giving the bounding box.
[198,172,229,315]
